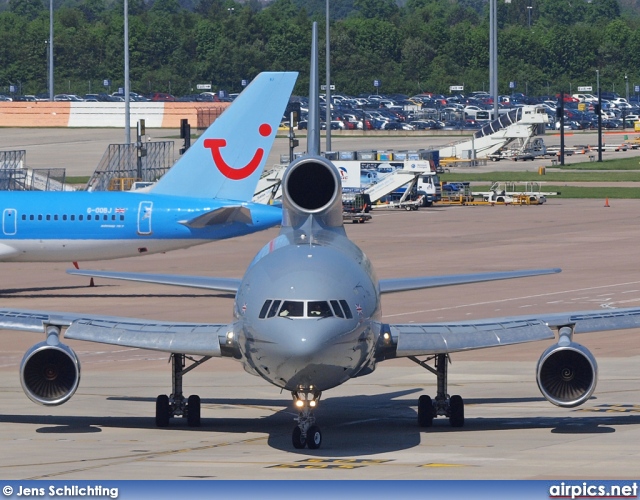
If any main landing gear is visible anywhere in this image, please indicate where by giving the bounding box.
[155,353,211,428]
[410,354,465,428]
[291,389,322,449]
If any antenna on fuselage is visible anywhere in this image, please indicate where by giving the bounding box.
[307,22,320,157]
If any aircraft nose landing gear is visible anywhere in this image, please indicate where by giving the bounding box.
[291,389,322,449]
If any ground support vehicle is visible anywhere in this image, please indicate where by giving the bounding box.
[473,181,555,205]
[439,106,549,160]
[342,192,372,223]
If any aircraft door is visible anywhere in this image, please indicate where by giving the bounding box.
[3,209,17,235]
[137,201,153,235]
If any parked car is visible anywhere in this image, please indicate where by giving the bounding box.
[149,92,175,102]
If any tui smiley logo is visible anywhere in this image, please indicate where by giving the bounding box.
[204,123,272,180]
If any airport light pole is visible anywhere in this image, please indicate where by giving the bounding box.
[597,69,602,162]
[49,0,54,101]
[124,0,131,144]
[527,5,532,28]
[490,0,498,119]
[625,73,629,102]
[325,0,331,152]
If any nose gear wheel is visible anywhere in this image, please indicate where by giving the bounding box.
[291,389,323,449]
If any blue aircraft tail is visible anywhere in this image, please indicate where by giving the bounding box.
[150,72,298,201]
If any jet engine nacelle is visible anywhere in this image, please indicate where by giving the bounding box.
[281,155,343,228]
[20,342,81,406]
[536,341,597,408]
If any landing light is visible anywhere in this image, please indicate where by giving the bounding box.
[309,400,317,408]
[295,400,305,408]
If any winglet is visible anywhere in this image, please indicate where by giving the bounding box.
[150,71,298,201]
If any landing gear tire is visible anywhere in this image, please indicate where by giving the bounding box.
[306,425,322,449]
[187,394,201,427]
[292,426,306,449]
[156,394,170,427]
[418,395,434,427]
[449,395,464,427]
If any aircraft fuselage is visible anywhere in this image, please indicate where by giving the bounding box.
[235,228,382,392]
[0,191,281,261]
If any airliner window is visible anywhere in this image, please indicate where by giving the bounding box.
[29,215,34,221]
[87,215,92,221]
[21,215,26,221]
[267,300,281,318]
[330,300,344,318]
[259,300,272,319]
[46,215,51,221]
[38,215,42,220]
[70,215,75,221]
[279,300,303,317]
[339,300,353,319]
[308,301,333,318]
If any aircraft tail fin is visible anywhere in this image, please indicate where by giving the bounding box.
[150,72,298,201]
[280,22,345,231]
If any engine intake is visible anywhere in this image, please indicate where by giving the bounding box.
[20,342,81,406]
[536,342,597,408]
[282,156,343,228]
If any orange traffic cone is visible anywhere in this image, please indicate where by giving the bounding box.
[604,197,610,207]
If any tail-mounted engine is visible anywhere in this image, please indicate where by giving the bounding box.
[536,339,597,408]
[20,341,81,406]
[281,156,343,229]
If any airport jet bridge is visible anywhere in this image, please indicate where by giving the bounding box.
[439,105,549,160]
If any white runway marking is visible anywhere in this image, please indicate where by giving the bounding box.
[384,280,640,318]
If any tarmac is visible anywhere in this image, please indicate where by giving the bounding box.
[2,127,640,482]
[1,186,640,479]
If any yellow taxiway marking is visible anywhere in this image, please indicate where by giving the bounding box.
[576,404,640,413]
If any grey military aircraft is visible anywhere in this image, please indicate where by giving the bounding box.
[2,24,640,449]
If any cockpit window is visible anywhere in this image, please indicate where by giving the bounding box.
[308,301,333,318]
[330,300,344,318]
[279,300,304,317]
[339,300,353,319]
[259,299,352,319]
[259,300,272,319]
[267,300,281,318]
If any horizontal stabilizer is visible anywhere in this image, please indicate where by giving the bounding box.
[180,206,252,228]
[67,269,241,292]
[379,268,561,294]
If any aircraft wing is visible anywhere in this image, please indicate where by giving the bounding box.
[379,268,561,294]
[0,308,229,357]
[67,270,241,292]
[386,306,640,357]
[180,206,253,228]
